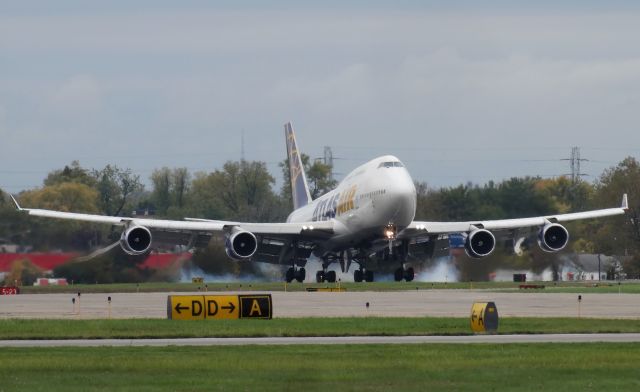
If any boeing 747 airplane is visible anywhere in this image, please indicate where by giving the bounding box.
[8,123,629,282]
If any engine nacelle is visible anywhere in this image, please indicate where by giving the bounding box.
[120,226,152,255]
[538,223,569,252]
[225,227,258,260]
[465,228,496,258]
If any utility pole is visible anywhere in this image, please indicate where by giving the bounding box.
[241,130,245,162]
[323,146,334,180]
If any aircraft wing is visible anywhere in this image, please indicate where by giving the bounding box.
[8,194,334,264]
[10,194,332,234]
[401,194,628,237]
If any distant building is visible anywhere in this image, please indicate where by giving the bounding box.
[559,254,627,281]
[0,239,20,253]
[488,254,627,282]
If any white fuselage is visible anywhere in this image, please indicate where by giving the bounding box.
[286,155,416,254]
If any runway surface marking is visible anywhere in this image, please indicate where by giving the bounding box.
[3,333,640,347]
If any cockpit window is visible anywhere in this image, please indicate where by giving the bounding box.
[378,161,403,168]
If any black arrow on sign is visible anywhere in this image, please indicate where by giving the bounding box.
[222,302,236,313]
[175,303,189,314]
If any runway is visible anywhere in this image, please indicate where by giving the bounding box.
[3,333,640,347]
[2,290,639,319]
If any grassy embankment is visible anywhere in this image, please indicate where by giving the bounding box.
[3,317,640,339]
[1,344,640,391]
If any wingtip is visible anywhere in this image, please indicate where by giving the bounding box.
[8,194,22,211]
[622,193,629,210]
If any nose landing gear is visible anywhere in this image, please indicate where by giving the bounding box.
[315,255,339,283]
[316,269,337,283]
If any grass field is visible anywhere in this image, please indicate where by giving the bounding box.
[17,280,640,294]
[1,343,640,391]
[3,317,640,339]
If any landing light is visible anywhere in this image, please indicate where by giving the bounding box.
[384,224,397,239]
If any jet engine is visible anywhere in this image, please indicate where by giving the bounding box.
[225,227,258,260]
[120,226,152,256]
[538,223,569,252]
[465,228,496,258]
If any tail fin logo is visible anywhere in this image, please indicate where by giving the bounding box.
[285,122,312,210]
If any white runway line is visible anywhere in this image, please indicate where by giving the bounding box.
[3,333,640,347]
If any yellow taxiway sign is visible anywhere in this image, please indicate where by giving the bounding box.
[168,294,271,320]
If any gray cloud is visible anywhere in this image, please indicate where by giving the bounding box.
[1,5,639,192]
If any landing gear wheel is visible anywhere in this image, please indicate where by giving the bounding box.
[326,270,337,283]
[354,269,363,283]
[295,268,306,283]
[316,271,325,283]
[394,268,404,282]
[364,270,374,282]
[285,267,295,283]
[404,267,415,282]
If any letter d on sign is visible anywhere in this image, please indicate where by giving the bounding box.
[192,300,203,316]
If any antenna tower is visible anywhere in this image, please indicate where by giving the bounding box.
[565,146,588,183]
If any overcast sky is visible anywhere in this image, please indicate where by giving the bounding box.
[2,1,640,193]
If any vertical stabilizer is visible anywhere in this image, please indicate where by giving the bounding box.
[284,122,312,210]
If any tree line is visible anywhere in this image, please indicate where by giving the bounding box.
[1,156,638,283]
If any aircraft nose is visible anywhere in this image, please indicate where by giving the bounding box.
[383,169,416,226]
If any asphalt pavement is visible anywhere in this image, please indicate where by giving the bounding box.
[2,290,639,319]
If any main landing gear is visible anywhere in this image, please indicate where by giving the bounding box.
[354,268,374,283]
[285,267,306,283]
[349,250,375,282]
[394,266,414,282]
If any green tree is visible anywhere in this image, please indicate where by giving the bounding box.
[172,168,190,208]
[92,165,143,216]
[279,154,337,208]
[586,157,640,277]
[17,183,101,250]
[3,258,43,286]
[188,172,226,219]
[208,161,280,221]
[150,167,172,215]
[20,182,99,213]
[44,161,96,187]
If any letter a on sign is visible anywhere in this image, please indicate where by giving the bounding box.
[249,299,262,316]
[239,295,272,319]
